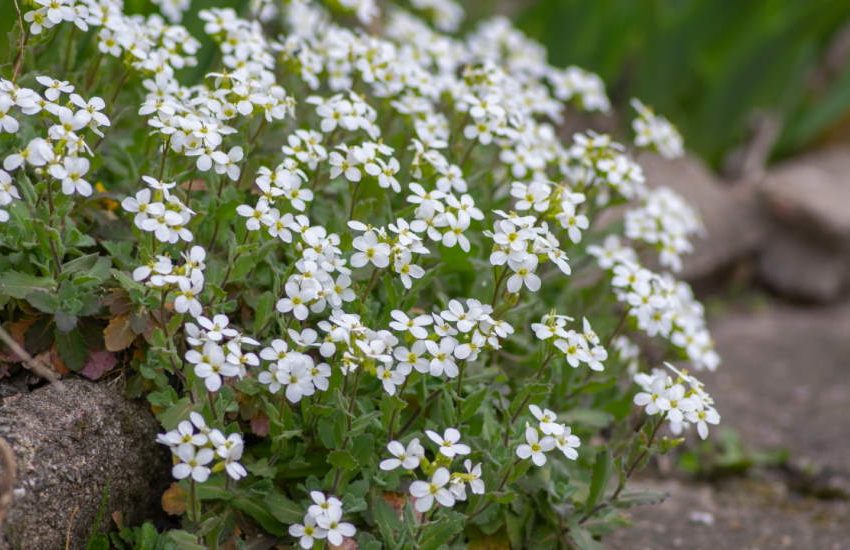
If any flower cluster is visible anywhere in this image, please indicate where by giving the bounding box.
[122,176,194,244]
[631,98,684,160]
[516,405,582,466]
[184,314,259,392]
[156,412,247,482]
[624,187,703,272]
[289,492,357,549]
[532,314,608,371]
[379,429,484,513]
[0,76,109,221]
[7,0,727,545]
[257,334,331,403]
[634,363,720,439]
[590,236,720,370]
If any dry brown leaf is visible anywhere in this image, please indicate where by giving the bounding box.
[44,346,69,376]
[103,315,136,352]
[161,483,187,516]
[4,319,35,362]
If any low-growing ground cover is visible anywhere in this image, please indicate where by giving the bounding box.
[1,1,723,548]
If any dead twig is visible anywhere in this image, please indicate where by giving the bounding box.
[0,326,64,389]
[0,437,15,526]
[65,505,79,550]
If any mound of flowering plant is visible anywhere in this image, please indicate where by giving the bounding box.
[1,0,721,547]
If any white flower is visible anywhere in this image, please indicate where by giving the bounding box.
[506,256,540,293]
[554,426,581,460]
[197,314,238,342]
[389,310,432,339]
[516,426,555,466]
[50,157,92,197]
[351,231,390,269]
[308,491,342,521]
[529,404,564,436]
[277,281,318,321]
[172,446,214,482]
[426,427,470,458]
[190,341,239,392]
[377,364,406,395]
[379,438,425,471]
[409,467,454,512]
[156,420,207,454]
[289,515,326,549]
[315,506,356,547]
[424,337,459,378]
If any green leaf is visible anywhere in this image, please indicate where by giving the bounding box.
[567,524,605,550]
[372,496,402,542]
[317,410,346,449]
[327,449,358,471]
[55,329,88,371]
[419,510,465,550]
[157,397,193,430]
[25,290,59,313]
[165,530,206,550]
[195,482,233,503]
[264,492,303,524]
[585,449,611,513]
[508,382,551,417]
[0,270,55,299]
[561,408,614,430]
[351,433,375,466]
[461,387,489,421]
[350,410,381,434]
[135,522,160,550]
[252,291,275,334]
[231,497,287,536]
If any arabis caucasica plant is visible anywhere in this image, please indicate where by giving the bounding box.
[1,0,719,547]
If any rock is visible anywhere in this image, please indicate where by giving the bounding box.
[0,379,169,550]
[761,146,850,245]
[638,153,768,281]
[705,300,850,476]
[757,147,850,301]
[758,228,847,302]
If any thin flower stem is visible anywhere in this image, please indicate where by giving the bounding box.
[490,266,509,307]
[189,479,198,522]
[62,26,77,73]
[386,375,411,440]
[466,457,521,521]
[397,387,442,436]
[10,0,28,82]
[331,366,365,493]
[577,414,666,525]
[502,349,556,446]
[348,180,362,220]
[45,180,63,278]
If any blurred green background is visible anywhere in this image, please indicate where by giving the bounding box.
[514,0,850,167]
[4,0,850,167]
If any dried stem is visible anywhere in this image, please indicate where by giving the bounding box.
[0,437,16,526]
[0,326,64,389]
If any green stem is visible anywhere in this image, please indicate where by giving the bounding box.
[10,0,28,82]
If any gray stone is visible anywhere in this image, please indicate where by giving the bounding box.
[704,300,850,475]
[761,146,850,245]
[0,379,169,550]
[758,229,847,303]
[638,153,768,281]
